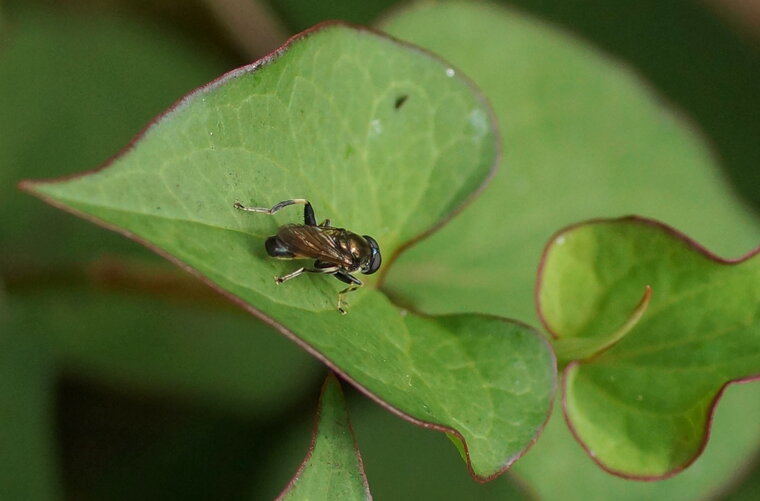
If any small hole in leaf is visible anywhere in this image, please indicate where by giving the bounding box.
[394,95,409,109]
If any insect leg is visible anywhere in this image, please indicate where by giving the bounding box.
[276,265,339,283]
[319,219,332,227]
[233,199,317,226]
[275,265,339,284]
[334,271,363,315]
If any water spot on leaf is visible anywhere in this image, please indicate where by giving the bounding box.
[370,119,382,136]
[468,108,488,138]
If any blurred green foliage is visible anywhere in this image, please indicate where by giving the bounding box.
[1,312,58,500]
[2,0,759,499]
[0,2,223,265]
[262,0,397,30]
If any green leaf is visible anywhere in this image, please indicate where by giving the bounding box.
[551,285,652,366]
[380,1,760,325]
[278,374,370,500]
[538,217,760,477]
[497,0,760,213]
[512,381,760,501]
[22,23,555,479]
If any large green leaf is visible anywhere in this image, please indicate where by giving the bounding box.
[380,1,760,325]
[498,0,760,213]
[278,374,370,500]
[22,23,556,479]
[538,217,760,477]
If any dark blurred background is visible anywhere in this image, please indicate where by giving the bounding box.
[1,0,759,499]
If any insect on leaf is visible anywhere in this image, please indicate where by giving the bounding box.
[21,23,556,481]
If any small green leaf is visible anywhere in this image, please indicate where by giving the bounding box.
[538,217,760,477]
[278,374,370,500]
[512,381,760,501]
[22,23,555,479]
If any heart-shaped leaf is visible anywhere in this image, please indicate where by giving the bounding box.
[278,374,370,500]
[512,381,760,501]
[538,217,760,478]
[21,23,556,480]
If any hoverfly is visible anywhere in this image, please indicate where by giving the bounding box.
[233,198,381,314]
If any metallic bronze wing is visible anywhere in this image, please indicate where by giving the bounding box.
[274,225,352,267]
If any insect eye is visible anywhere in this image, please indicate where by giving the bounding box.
[362,235,382,274]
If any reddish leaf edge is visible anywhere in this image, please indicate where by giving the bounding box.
[276,372,372,501]
[535,214,760,480]
[563,364,760,481]
[16,22,554,483]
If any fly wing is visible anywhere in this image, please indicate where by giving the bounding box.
[276,225,351,267]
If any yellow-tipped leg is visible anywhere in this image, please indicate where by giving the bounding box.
[336,283,361,315]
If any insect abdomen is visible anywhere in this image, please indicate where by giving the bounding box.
[265,236,295,258]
